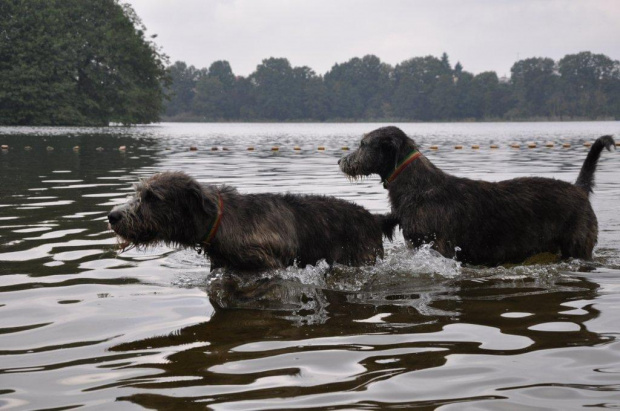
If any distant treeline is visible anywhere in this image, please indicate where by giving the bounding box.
[165,52,620,122]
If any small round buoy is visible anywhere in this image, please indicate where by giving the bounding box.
[95,147,103,152]
[583,142,592,147]
[47,146,55,151]
[430,145,438,150]
[562,143,571,148]
[510,144,520,149]
[1,145,8,150]
[294,146,301,151]
[271,146,279,151]
[454,145,463,150]
[189,146,198,151]
[72,146,80,151]
[615,142,620,147]
[247,147,254,151]
[24,146,32,151]
[318,146,325,151]
[490,144,499,149]
[527,143,537,148]
[211,147,218,151]
[545,142,554,148]
[341,146,349,151]
[222,147,229,151]
[165,147,171,150]
[119,145,126,151]
[471,144,480,149]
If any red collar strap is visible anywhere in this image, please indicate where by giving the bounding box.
[203,193,223,247]
[383,150,422,188]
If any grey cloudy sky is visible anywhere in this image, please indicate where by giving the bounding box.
[125,0,620,77]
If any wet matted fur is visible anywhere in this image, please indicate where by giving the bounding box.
[339,126,615,266]
[108,171,388,270]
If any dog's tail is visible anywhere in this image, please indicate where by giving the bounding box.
[374,213,399,241]
[575,135,615,195]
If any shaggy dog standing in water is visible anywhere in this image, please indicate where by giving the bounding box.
[339,126,615,266]
[108,171,391,271]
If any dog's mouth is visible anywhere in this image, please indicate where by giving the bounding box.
[116,237,133,252]
[108,223,156,253]
[339,155,368,179]
[339,161,371,181]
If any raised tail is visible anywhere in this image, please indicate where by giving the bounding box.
[575,135,615,194]
[374,212,399,241]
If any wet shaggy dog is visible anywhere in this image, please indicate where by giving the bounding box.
[108,171,390,271]
[340,126,615,266]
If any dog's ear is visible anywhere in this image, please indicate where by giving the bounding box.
[388,135,404,151]
[190,183,218,216]
[142,188,161,202]
[146,185,166,201]
[376,134,402,152]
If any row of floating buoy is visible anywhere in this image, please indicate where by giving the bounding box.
[189,145,348,151]
[3,142,620,152]
[437,142,610,150]
[0,145,127,151]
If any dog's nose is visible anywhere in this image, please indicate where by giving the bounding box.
[108,211,122,225]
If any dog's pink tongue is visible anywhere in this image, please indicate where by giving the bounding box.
[117,239,131,251]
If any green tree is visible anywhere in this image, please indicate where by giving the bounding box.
[392,56,449,120]
[251,58,298,120]
[558,51,620,118]
[165,61,205,117]
[324,55,392,119]
[429,53,457,119]
[469,72,502,119]
[0,0,169,126]
[192,60,237,119]
[509,57,557,117]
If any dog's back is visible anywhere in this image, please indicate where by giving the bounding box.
[277,194,384,267]
[435,176,597,264]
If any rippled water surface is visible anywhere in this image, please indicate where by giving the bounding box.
[1,122,620,410]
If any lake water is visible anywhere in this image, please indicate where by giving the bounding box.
[1,122,620,410]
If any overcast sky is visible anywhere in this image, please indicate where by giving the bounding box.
[125,0,620,77]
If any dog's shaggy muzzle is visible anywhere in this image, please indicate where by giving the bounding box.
[108,201,160,251]
[339,152,371,178]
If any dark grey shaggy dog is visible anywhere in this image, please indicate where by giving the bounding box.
[339,126,615,266]
[108,171,390,271]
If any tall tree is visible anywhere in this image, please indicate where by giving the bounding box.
[251,58,298,120]
[324,55,392,119]
[558,52,620,118]
[165,61,205,117]
[192,60,237,119]
[510,57,557,117]
[0,0,169,126]
[392,56,449,120]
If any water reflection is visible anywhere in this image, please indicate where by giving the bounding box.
[110,269,604,409]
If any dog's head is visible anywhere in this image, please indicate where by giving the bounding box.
[108,171,219,250]
[339,126,418,180]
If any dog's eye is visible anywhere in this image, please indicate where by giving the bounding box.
[142,189,159,203]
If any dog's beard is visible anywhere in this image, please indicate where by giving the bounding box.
[108,220,159,253]
[339,155,372,180]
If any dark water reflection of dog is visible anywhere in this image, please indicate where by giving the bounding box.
[112,268,606,409]
[111,266,604,355]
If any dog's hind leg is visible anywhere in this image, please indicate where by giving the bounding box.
[560,234,594,261]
